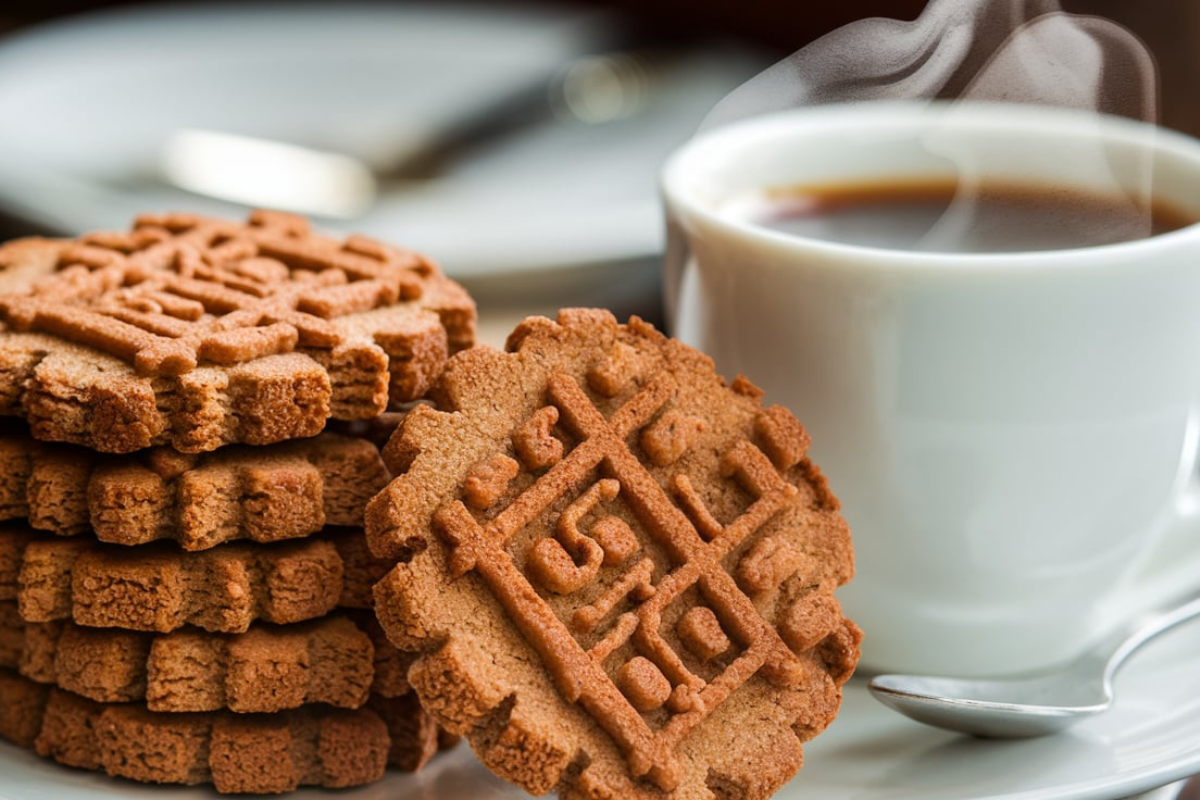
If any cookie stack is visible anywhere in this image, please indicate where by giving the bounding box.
[0,211,476,793]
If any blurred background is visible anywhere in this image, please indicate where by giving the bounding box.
[0,0,1195,343]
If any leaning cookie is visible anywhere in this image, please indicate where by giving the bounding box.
[0,428,389,548]
[366,309,861,799]
[0,210,476,453]
[0,524,385,633]
[0,668,390,793]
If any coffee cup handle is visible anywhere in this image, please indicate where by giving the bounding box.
[1119,413,1200,609]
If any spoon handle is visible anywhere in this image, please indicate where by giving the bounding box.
[1095,585,1200,685]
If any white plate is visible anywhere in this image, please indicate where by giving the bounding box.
[798,625,1200,800]
[0,2,764,278]
[1,608,1197,800]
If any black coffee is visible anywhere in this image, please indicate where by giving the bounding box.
[741,178,1196,252]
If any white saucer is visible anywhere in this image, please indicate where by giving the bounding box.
[0,2,764,278]
[2,605,1196,800]
[797,619,1200,800]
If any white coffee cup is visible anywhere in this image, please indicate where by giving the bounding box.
[661,100,1200,677]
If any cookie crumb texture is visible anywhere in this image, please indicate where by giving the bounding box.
[367,309,861,799]
[0,429,389,548]
[0,524,382,633]
[0,210,475,453]
[0,603,383,713]
[0,668,389,793]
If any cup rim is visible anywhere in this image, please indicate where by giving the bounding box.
[660,100,1200,272]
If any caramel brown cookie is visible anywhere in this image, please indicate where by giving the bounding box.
[0,522,347,633]
[2,601,454,774]
[335,524,402,610]
[0,428,389,548]
[0,599,28,675]
[0,522,33,600]
[346,608,418,700]
[0,668,391,793]
[367,309,861,800]
[0,604,375,712]
[0,210,475,453]
[0,665,50,748]
[369,690,451,772]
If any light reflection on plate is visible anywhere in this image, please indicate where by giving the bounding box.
[796,613,1200,800]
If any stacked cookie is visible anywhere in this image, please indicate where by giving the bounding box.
[0,211,475,793]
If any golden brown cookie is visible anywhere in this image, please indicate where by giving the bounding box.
[367,310,861,799]
[0,523,353,633]
[0,664,49,748]
[0,668,391,793]
[345,608,418,700]
[1,601,452,774]
[335,523,402,610]
[0,427,388,548]
[0,600,26,677]
[0,603,375,712]
[0,210,475,453]
[370,690,450,772]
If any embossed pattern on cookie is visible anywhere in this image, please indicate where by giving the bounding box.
[0,210,475,453]
[367,310,861,800]
[0,428,389,548]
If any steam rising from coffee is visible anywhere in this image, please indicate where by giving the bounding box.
[702,0,1160,250]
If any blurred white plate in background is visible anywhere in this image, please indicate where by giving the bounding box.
[0,2,766,278]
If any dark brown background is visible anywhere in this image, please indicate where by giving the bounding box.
[0,0,1194,131]
[0,0,1195,241]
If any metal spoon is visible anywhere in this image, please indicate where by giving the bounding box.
[868,586,1200,738]
[158,49,663,220]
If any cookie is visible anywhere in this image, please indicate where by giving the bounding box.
[0,210,476,453]
[0,668,391,793]
[328,408,410,450]
[1,522,347,633]
[2,602,454,773]
[346,608,418,700]
[369,690,449,772]
[335,523,402,610]
[0,427,389,548]
[0,599,28,674]
[1,603,376,712]
[367,309,861,800]
[0,522,33,600]
[0,665,50,748]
